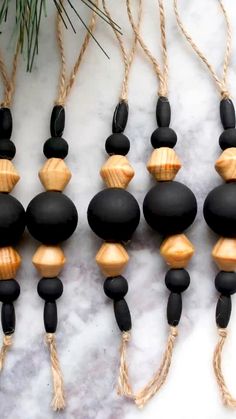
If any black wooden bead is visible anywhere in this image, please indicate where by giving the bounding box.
[26,191,78,244]
[1,302,15,335]
[114,299,131,331]
[143,181,197,236]
[219,129,236,150]
[0,280,20,303]
[167,293,182,326]
[105,133,130,156]
[50,105,65,137]
[215,271,236,295]
[216,295,231,328]
[104,276,128,300]
[44,301,57,333]
[112,101,129,133]
[87,188,140,242]
[43,137,68,159]
[156,96,171,127]
[151,127,177,149]
[203,183,236,237]
[0,108,12,140]
[220,99,235,129]
[0,194,25,246]
[37,277,63,302]
[0,139,16,160]
[165,269,190,293]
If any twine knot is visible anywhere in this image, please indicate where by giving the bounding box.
[45,333,55,345]
[122,331,131,343]
[218,328,228,339]
[170,326,178,338]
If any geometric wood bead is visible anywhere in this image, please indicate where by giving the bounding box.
[39,157,71,191]
[160,234,195,268]
[100,155,134,188]
[212,237,236,271]
[32,245,66,277]
[0,159,20,192]
[147,147,181,181]
[96,242,129,276]
[0,247,21,280]
[215,147,236,181]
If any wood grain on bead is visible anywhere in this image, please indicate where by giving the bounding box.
[96,242,129,276]
[160,234,194,268]
[0,247,21,280]
[0,159,20,192]
[215,147,236,181]
[32,245,66,277]
[212,237,236,271]
[100,155,134,189]
[39,158,71,191]
[147,147,181,181]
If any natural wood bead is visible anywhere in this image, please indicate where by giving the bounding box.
[100,155,134,189]
[39,158,71,191]
[0,247,21,280]
[147,147,181,181]
[0,159,20,192]
[215,147,236,181]
[212,237,236,271]
[96,242,129,276]
[160,234,195,268]
[32,245,66,277]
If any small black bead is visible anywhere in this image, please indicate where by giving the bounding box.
[165,269,190,293]
[50,105,65,137]
[151,127,177,149]
[112,101,129,133]
[156,96,171,127]
[1,302,15,335]
[215,271,236,295]
[114,299,132,331]
[0,193,25,246]
[0,139,16,160]
[220,99,235,129]
[44,301,57,333]
[104,276,128,300]
[0,280,20,303]
[0,108,12,140]
[219,128,236,150]
[216,295,231,328]
[37,277,63,302]
[43,137,69,159]
[167,293,182,326]
[105,133,130,156]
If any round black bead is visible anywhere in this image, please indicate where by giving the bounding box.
[103,276,128,300]
[215,271,236,295]
[114,299,132,331]
[165,269,190,293]
[220,99,235,129]
[219,128,236,150]
[43,137,68,159]
[0,280,20,303]
[112,101,129,133]
[156,96,171,127]
[203,183,236,237]
[87,188,140,242]
[167,292,182,326]
[0,139,16,160]
[0,108,12,140]
[37,277,63,302]
[26,191,78,244]
[216,295,231,328]
[143,181,197,235]
[50,105,65,137]
[105,133,130,156]
[44,301,57,333]
[1,303,15,335]
[0,194,25,246]
[151,127,177,149]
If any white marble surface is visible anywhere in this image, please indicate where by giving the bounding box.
[1,0,236,418]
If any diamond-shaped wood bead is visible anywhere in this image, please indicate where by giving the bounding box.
[100,155,134,188]
[212,237,236,271]
[32,245,66,277]
[0,247,21,280]
[0,159,20,192]
[147,147,181,181]
[96,242,129,276]
[160,234,194,268]
[39,158,71,191]
[215,147,236,181]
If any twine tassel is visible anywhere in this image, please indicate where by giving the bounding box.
[117,331,133,398]
[0,334,12,371]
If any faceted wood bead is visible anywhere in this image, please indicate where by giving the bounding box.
[39,158,71,191]
[32,245,66,277]
[96,242,129,276]
[100,155,134,189]
[160,234,194,268]
[0,247,21,280]
[147,147,181,181]
[215,147,236,181]
[0,159,20,192]
[212,237,236,271]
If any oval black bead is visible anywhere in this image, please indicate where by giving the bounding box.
[112,101,129,133]
[151,127,177,149]
[44,301,57,333]
[143,181,197,236]
[105,133,130,156]
[220,99,235,129]
[156,96,171,127]
[104,276,128,300]
[87,188,140,242]
[114,299,132,331]
[1,302,15,334]
[43,137,68,159]
[0,108,12,140]
[165,269,190,293]
[0,280,20,303]
[219,129,236,150]
[215,271,236,295]
[216,295,231,328]
[26,191,78,244]
[0,139,16,160]
[203,183,236,237]
[50,105,65,137]
[37,277,63,302]
[167,293,182,326]
[0,194,25,246]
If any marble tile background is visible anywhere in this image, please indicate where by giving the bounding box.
[1,0,236,418]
